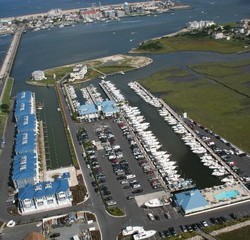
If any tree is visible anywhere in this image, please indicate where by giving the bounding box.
[1,103,9,113]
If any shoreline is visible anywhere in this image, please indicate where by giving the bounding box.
[130,27,190,53]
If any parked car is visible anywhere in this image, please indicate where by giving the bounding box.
[169,227,177,236]
[147,213,155,221]
[201,220,208,227]
[127,195,135,200]
[50,233,60,238]
[180,225,187,232]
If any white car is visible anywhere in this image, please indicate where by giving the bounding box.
[201,220,208,227]
[121,180,129,185]
[147,213,155,221]
[126,174,136,179]
[132,184,141,189]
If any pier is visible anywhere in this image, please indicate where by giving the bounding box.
[132,82,250,194]
[0,24,24,104]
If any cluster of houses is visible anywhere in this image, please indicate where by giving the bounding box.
[13,91,73,214]
[186,20,215,30]
[186,19,250,40]
[0,1,177,34]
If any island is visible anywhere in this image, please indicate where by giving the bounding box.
[26,54,153,86]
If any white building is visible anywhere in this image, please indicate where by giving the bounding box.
[187,20,215,30]
[69,65,88,81]
[212,32,224,39]
[32,70,46,81]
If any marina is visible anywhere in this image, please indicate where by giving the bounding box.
[0,1,249,239]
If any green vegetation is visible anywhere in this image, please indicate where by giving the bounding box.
[0,78,14,138]
[139,60,250,152]
[166,231,198,240]
[107,207,125,216]
[136,31,249,54]
[217,225,250,240]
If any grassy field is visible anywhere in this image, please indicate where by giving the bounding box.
[217,225,250,240]
[136,32,249,54]
[139,60,250,152]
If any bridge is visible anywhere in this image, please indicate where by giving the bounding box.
[0,24,24,104]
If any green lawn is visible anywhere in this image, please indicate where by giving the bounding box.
[217,225,250,240]
[136,32,249,54]
[139,60,250,152]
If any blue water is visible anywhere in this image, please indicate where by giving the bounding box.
[215,190,239,201]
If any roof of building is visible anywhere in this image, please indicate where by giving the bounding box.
[12,158,37,181]
[174,189,208,213]
[18,176,70,200]
[77,103,98,116]
[17,114,37,133]
[16,91,33,104]
[15,102,34,118]
[97,100,118,114]
[15,131,37,154]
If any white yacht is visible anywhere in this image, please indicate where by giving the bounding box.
[133,229,157,240]
[122,226,144,236]
[144,197,171,208]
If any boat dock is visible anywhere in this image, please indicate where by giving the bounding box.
[130,81,250,194]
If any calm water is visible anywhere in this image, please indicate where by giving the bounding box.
[1,0,250,186]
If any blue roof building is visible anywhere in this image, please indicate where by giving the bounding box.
[174,189,209,214]
[97,100,118,117]
[12,153,39,189]
[17,114,37,133]
[15,91,35,121]
[77,100,119,121]
[15,102,35,120]
[77,103,98,121]
[18,175,73,214]
[15,131,37,154]
[16,91,34,104]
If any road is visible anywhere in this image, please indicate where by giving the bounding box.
[0,25,24,104]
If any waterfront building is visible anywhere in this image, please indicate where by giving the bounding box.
[174,189,209,214]
[18,173,73,214]
[17,114,38,133]
[212,32,225,39]
[15,131,37,154]
[12,153,39,189]
[77,100,119,121]
[69,65,88,81]
[97,100,119,118]
[186,20,215,30]
[15,91,36,121]
[77,103,99,121]
[32,70,46,81]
